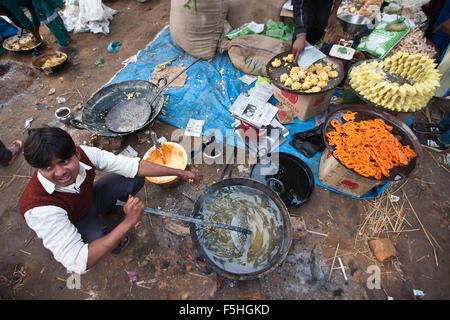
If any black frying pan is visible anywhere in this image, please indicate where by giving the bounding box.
[70,80,165,137]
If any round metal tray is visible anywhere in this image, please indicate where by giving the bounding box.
[266,50,345,95]
[2,34,42,53]
[322,105,422,182]
[347,59,428,114]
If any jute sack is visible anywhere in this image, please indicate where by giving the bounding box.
[218,34,291,76]
[226,0,286,29]
[170,0,227,60]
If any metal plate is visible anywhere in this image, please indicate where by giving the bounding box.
[323,105,422,182]
[266,50,345,95]
[105,99,153,133]
[2,34,42,53]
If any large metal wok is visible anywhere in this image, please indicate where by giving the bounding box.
[70,79,165,137]
[190,177,293,281]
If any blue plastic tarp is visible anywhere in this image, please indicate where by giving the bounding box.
[109,26,390,199]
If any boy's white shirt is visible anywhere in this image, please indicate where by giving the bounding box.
[23,145,140,274]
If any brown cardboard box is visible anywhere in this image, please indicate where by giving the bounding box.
[318,149,383,198]
[274,87,333,121]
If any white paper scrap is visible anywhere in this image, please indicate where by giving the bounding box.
[239,74,257,85]
[184,119,205,137]
[120,145,138,158]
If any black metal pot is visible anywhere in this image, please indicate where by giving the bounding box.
[250,152,315,209]
[189,177,293,281]
[32,51,68,74]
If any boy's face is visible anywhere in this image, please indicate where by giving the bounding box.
[38,149,81,187]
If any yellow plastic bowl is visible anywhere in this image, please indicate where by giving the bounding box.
[143,142,188,184]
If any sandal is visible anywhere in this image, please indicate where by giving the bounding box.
[7,140,23,166]
[411,122,443,135]
[112,236,129,255]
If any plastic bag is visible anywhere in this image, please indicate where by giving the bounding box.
[265,19,294,43]
[226,21,265,39]
[357,14,411,58]
[62,0,117,34]
[289,125,326,158]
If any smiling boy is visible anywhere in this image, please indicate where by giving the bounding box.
[19,127,199,274]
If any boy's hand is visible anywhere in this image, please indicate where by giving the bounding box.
[179,170,200,184]
[123,194,144,226]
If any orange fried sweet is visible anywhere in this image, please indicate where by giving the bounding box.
[326,112,416,180]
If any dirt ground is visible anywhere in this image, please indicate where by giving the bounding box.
[0,0,449,301]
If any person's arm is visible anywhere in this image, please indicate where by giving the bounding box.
[81,145,199,184]
[136,159,199,183]
[86,195,144,269]
[24,206,90,274]
[292,0,308,61]
[1,0,35,31]
[325,0,343,34]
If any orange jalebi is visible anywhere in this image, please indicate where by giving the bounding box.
[326,111,416,180]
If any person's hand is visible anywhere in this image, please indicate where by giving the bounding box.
[292,34,306,62]
[325,14,338,35]
[123,194,144,226]
[31,27,42,44]
[179,170,200,185]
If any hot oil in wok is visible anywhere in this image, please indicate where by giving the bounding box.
[196,185,284,274]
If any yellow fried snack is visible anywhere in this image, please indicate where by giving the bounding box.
[328,70,339,78]
[283,53,295,63]
[280,73,289,83]
[284,77,293,87]
[318,72,329,81]
[271,58,282,68]
[317,80,327,88]
[291,81,302,90]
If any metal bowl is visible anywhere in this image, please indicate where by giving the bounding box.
[32,51,68,74]
[337,14,371,36]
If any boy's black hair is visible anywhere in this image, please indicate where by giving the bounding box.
[24,127,77,168]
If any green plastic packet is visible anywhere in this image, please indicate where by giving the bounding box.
[94,57,105,66]
[226,21,265,39]
[357,16,410,58]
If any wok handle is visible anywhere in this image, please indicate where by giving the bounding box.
[157,77,167,88]
[267,177,285,195]
[69,119,87,130]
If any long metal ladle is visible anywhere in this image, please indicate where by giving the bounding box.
[115,200,251,235]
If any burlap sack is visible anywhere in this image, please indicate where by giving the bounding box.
[226,0,286,29]
[170,0,227,61]
[218,34,291,76]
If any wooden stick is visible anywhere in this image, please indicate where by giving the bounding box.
[328,243,340,281]
[338,257,348,281]
[402,189,439,267]
[307,230,328,237]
